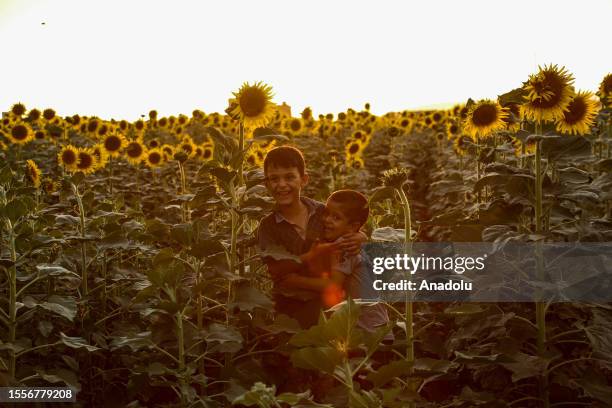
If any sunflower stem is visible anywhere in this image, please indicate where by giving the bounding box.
[73,183,88,296]
[533,120,549,408]
[238,122,245,186]
[6,218,18,380]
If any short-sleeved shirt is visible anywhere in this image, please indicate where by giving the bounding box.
[333,237,392,338]
[257,196,326,302]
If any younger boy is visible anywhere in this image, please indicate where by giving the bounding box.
[300,190,391,335]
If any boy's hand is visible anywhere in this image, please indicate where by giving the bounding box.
[338,231,367,256]
[302,241,340,276]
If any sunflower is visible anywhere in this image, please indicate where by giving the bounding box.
[8,123,35,144]
[34,130,46,140]
[11,103,27,117]
[229,81,277,128]
[597,73,612,106]
[102,133,127,157]
[285,117,303,135]
[76,148,98,174]
[92,143,109,168]
[555,91,599,136]
[125,140,146,164]
[25,159,42,188]
[351,130,366,142]
[161,144,175,157]
[345,140,363,157]
[347,156,365,170]
[87,118,100,134]
[42,108,56,121]
[179,136,196,159]
[148,138,160,148]
[446,121,460,139]
[41,177,59,195]
[145,148,164,168]
[134,120,145,132]
[502,103,521,132]
[453,135,473,156]
[28,109,42,122]
[462,99,508,139]
[58,145,79,171]
[521,64,575,123]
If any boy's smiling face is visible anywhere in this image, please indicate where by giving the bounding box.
[265,164,308,206]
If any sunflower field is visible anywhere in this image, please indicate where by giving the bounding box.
[1,68,612,407]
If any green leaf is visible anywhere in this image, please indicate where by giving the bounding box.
[368,186,396,205]
[189,239,226,258]
[35,264,79,278]
[229,282,273,312]
[497,87,527,106]
[368,359,413,387]
[290,346,343,374]
[541,135,592,160]
[4,198,29,223]
[110,332,152,351]
[22,295,77,322]
[59,332,99,352]
[206,323,243,353]
[210,167,237,185]
[371,227,411,242]
[35,368,81,391]
[259,245,302,263]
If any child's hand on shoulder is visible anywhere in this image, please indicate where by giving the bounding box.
[337,231,367,256]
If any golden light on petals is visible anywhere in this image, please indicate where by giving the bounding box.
[229,81,277,128]
[58,145,79,171]
[76,148,98,174]
[555,91,600,136]
[25,159,42,188]
[521,64,575,123]
[462,99,508,139]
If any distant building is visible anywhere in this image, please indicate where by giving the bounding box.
[278,102,291,118]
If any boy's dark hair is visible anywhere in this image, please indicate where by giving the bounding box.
[263,146,305,176]
[328,189,369,227]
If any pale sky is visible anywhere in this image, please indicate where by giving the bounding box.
[1,0,610,120]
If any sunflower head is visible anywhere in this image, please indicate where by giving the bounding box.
[58,145,79,171]
[125,140,146,164]
[11,103,27,117]
[102,133,126,157]
[463,99,508,139]
[555,91,599,136]
[9,123,34,144]
[229,81,277,128]
[598,73,612,107]
[28,109,42,121]
[145,148,164,168]
[41,177,59,195]
[25,159,42,188]
[521,64,575,123]
[381,167,410,190]
[92,143,109,168]
[43,108,56,121]
[76,148,98,174]
[87,119,100,133]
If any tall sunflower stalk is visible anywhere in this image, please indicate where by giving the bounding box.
[381,168,415,404]
[463,100,508,204]
[72,182,89,296]
[224,82,277,323]
[1,185,18,380]
[522,64,576,408]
